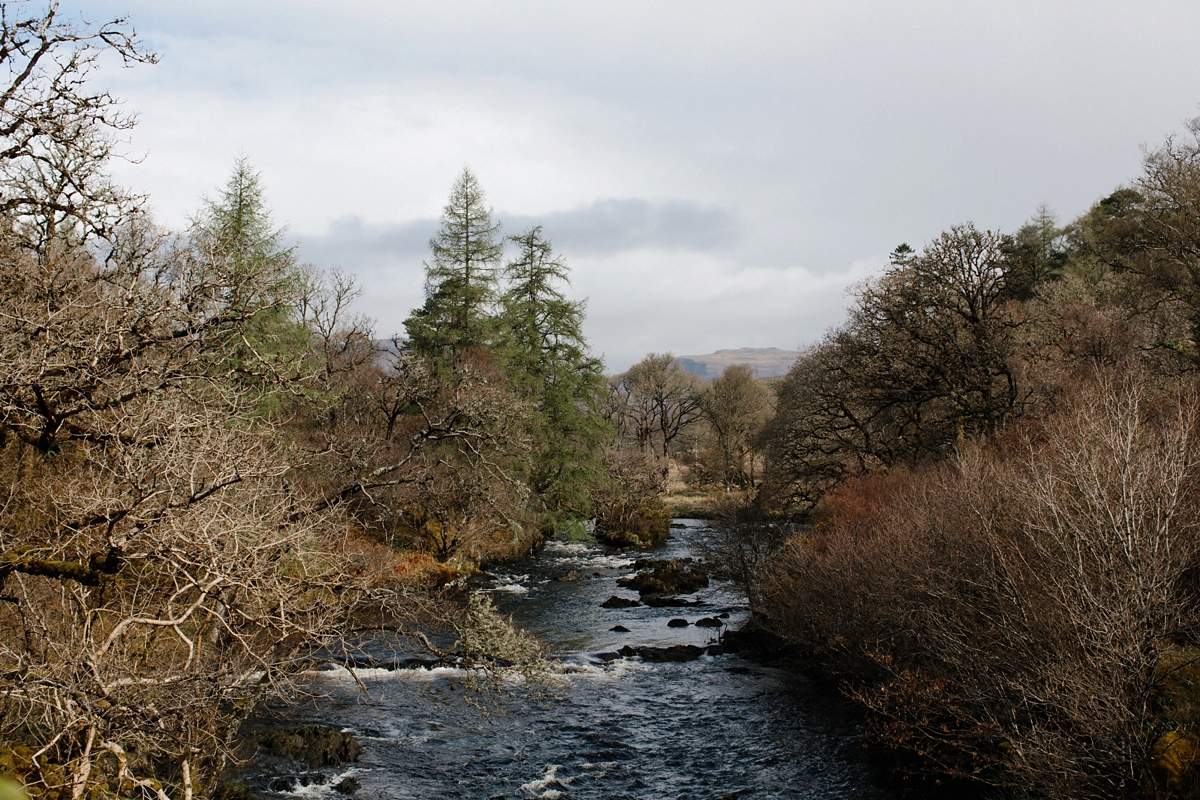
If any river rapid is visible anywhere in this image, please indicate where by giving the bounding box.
[247,519,899,799]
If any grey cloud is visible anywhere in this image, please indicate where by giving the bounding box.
[295,215,438,274]
[296,198,740,273]
[508,199,739,255]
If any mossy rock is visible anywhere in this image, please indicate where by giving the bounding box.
[262,725,363,767]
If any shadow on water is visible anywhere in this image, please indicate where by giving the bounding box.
[240,520,902,799]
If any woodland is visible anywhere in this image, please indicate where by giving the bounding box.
[3,3,1200,800]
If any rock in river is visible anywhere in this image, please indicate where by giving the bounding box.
[695,617,723,628]
[614,644,706,662]
[601,595,640,609]
[617,558,709,597]
[640,644,706,663]
[262,725,363,767]
[557,569,584,582]
[667,618,689,628]
[610,624,631,632]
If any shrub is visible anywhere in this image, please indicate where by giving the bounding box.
[762,376,1200,798]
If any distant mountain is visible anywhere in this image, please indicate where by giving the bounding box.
[674,347,799,380]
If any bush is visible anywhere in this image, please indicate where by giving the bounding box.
[761,376,1200,798]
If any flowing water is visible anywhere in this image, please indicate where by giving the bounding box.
[246,520,898,799]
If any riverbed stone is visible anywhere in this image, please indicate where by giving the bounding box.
[667,618,689,627]
[617,558,709,596]
[556,569,584,582]
[601,595,640,608]
[637,644,705,662]
[695,617,723,628]
[262,725,362,767]
[610,624,631,632]
[335,776,360,794]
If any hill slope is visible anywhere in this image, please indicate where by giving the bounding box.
[674,347,799,379]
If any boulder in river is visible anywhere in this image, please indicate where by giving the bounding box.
[667,618,689,628]
[601,595,640,609]
[262,725,363,767]
[556,569,584,582]
[695,617,723,628]
[638,644,705,663]
[610,624,631,632]
[613,644,706,663]
[617,558,709,596]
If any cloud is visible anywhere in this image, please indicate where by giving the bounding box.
[509,198,739,255]
[295,197,738,275]
[296,215,438,271]
[573,251,887,373]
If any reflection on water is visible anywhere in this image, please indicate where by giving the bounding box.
[249,521,897,799]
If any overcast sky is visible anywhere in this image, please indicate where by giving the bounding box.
[76,1,1200,371]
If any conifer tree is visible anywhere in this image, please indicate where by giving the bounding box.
[501,226,610,517]
[405,168,504,361]
[192,159,307,392]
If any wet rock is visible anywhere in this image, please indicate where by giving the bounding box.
[610,625,631,632]
[601,595,640,609]
[667,618,689,628]
[597,651,622,662]
[637,644,705,663]
[695,617,723,628]
[617,558,709,596]
[718,612,731,619]
[335,776,360,794]
[262,725,363,767]
[556,569,584,582]
[705,645,724,656]
[617,645,640,657]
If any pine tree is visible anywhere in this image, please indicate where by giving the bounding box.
[404,168,504,362]
[501,226,610,518]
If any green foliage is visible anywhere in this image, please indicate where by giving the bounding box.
[192,158,312,411]
[404,168,504,363]
[500,226,611,519]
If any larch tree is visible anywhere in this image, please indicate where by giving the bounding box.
[404,168,504,363]
[500,226,610,518]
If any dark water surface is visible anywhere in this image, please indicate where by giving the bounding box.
[253,520,898,799]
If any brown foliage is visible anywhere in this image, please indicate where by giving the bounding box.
[762,376,1200,798]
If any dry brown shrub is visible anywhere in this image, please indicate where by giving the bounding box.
[762,374,1200,798]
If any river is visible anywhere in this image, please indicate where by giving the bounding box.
[245,519,898,799]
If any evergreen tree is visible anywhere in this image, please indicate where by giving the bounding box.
[192,159,308,397]
[501,226,610,518]
[405,168,504,362]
